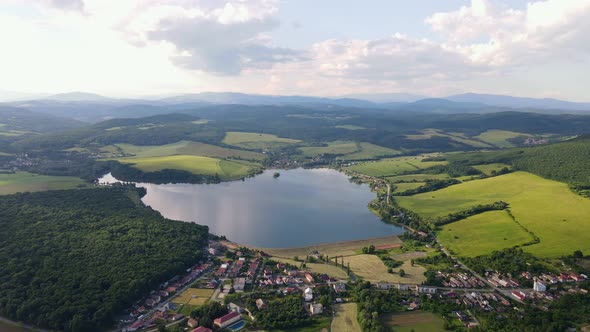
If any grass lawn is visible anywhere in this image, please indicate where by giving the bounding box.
[118,155,258,179]
[341,254,425,284]
[223,132,300,150]
[338,142,401,161]
[393,182,425,193]
[280,315,331,332]
[475,129,531,148]
[0,172,87,195]
[172,288,214,306]
[346,156,446,177]
[396,171,590,257]
[381,311,446,332]
[331,303,362,332]
[386,173,450,183]
[299,141,359,157]
[438,210,534,257]
[472,163,511,175]
[335,125,366,130]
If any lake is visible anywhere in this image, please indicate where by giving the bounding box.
[98,168,403,248]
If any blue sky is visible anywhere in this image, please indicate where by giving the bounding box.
[0,0,588,101]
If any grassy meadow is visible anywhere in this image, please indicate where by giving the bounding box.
[341,254,425,284]
[406,129,491,148]
[223,131,300,150]
[386,173,450,183]
[299,141,359,157]
[396,172,590,257]
[0,172,87,195]
[346,156,447,177]
[331,303,362,332]
[338,142,401,160]
[438,210,534,257]
[472,163,511,175]
[475,129,531,148]
[393,182,425,193]
[381,311,446,332]
[107,140,264,160]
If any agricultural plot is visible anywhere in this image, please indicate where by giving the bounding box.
[118,155,258,179]
[223,132,300,150]
[331,303,362,332]
[346,156,446,177]
[438,210,534,257]
[386,173,450,183]
[107,141,264,160]
[0,172,87,195]
[393,182,425,193]
[381,311,445,332]
[172,288,214,306]
[406,129,491,148]
[299,141,359,157]
[473,163,511,175]
[341,254,425,284]
[338,142,401,160]
[396,172,590,257]
[475,129,531,148]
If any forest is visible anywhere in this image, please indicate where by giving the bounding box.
[0,187,208,331]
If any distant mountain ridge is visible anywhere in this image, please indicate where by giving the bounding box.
[447,93,590,111]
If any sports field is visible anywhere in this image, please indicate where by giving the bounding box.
[381,311,445,332]
[118,155,258,179]
[475,129,531,148]
[172,288,214,306]
[331,303,362,332]
[438,210,534,257]
[223,132,300,150]
[345,156,446,177]
[0,172,87,195]
[397,172,590,257]
[107,140,264,160]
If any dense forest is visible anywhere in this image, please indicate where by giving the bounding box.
[0,187,208,331]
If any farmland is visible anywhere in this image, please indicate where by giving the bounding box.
[338,142,401,160]
[223,131,300,150]
[386,173,450,183]
[172,288,214,306]
[393,182,425,193]
[117,155,259,179]
[331,303,362,332]
[472,163,511,175]
[396,171,590,257]
[406,129,491,148]
[438,210,534,257]
[299,141,359,157]
[475,129,531,148]
[345,155,446,177]
[0,172,87,195]
[105,140,264,160]
[381,311,445,332]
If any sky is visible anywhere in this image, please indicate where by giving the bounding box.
[0,0,589,101]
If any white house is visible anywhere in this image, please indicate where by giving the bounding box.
[416,286,437,294]
[309,303,323,315]
[533,280,546,292]
[304,287,314,302]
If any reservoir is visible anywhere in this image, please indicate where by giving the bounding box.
[99,168,403,248]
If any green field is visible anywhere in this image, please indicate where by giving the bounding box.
[475,129,531,148]
[299,141,359,157]
[338,142,401,160]
[406,129,491,148]
[118,155,258,179]
[346,156,446,177]
[223,132,300,150]
[335,125,366,130]
[473,163,511,175]
[331,303,362,332]
[438,210,534,257]
[107,140,264,160]
[393,182,425,193]
[0,172,87,195]
[381,311,445,332]
[386,173,450,183]
[396,172,590,257]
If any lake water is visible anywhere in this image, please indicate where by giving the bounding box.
[98,168,403,248]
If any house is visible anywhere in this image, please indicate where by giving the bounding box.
[333,283,346,293]
[256,298,267,310]
[126,321,144,332]
[234,277,246,291]
[145,299,155,307]
[416,286,437,294]
[533,280,546,292]
[187,318,199,328]
[309,303,323,315]
[214,311,241,329]
[377,283,391,290]
[191,327,213,332]
[397,284,410,291]
[228,302,244,313]
[305,273,315,284]
[511,291,527,301]
[304,287,314,302]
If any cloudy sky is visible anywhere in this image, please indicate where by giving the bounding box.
[1,0,589,100]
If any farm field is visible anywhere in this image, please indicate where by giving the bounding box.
[341,254,425,284]
[331,303,362,332]
[381,311,445,332]
[172,288,214,306]
[475,129,531,148]
[473,163,511,175]
[406,129,491,148]
[223,131,300,150]
[106,140,264,160]
[0,172,87,195]
[117,155,259,179]
[338,142,401,160]
[393,182,425,193]
[438,210,534,257]
[386,173,450,183]
[346,155,446,177]
[396,171,590,257]
[299,141,359,157]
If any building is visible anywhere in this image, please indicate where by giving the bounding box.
[333,283,346,293]
[256,298,267,310]
[228,302,244,313]
[304,287,314,302]
[533,280,546,292]
[214,311,241,329]
[416,286,437,294]
[191,327,213,332]
[511,291,527,301]
[187,318,199,328]
[305,273,315,284]
[234,277,246,291]
[309,303,323,315]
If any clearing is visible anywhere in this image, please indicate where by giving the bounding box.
[0,172,87,195]
[172,288,214,306]
[341,254,425,284]
[438,210,534,257]
[345,155,446,177]
[475,129,531,148]
[331,303,362,332]
[393,182,425,193]
[472,163,511,175]
[223,132,300,150]
[381,311,446,332]
[396,171,590,257]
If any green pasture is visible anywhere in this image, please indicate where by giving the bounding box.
[393,182,425,193]
[338,142,401,160]
[386,173,450,183]
[473,163,511,175]
[475,129,531,148]
[346,156,447,177]
[223,132,300,150]
[106,141,263,160]
[299,141,359,157]
[0,172,87,195]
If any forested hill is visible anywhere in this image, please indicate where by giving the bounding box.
[0,106,83,133]
[0,187,208,331]
[448,135,590,189]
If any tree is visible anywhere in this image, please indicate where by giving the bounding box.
[399,269,406,277]
[573,250,584,259]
